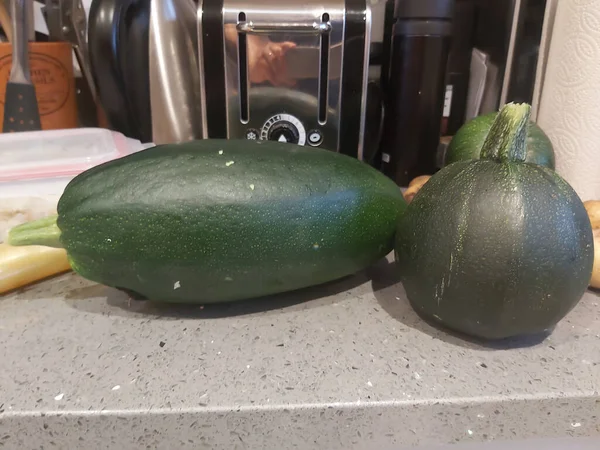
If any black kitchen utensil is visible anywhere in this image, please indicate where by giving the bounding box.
[3,0,41,133]
[43,0,97,102]
[380,0,455,186]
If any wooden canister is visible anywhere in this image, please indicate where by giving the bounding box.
[0,41,78,131]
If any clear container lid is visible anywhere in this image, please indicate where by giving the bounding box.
[0,128,150,182]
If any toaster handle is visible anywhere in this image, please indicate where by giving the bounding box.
[236,20,331,35]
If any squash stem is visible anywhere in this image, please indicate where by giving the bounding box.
[480,102,531,163]
[7,215,64,248]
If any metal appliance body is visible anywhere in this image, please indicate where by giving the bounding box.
[149,0,203,144]
[197,0,372,159]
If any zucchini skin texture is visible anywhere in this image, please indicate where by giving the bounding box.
[57,140,406,303]
[396,160,593,340]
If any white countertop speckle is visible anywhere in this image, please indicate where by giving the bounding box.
[0,256,599,449]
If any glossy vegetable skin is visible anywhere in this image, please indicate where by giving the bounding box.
[0,243,70,294]
[396,103,593,340]
[444,111,556,169]
[9,139,407,303]
[586,201,600,289]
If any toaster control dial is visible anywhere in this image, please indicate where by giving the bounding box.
[261,114,306,146]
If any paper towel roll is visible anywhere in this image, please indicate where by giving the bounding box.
[537,0,600,202]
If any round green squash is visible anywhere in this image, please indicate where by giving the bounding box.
[396,103,593,340]
[444,111,556,169]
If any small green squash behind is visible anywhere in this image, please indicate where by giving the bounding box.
[396,103,593,340]
[444,111,556,169]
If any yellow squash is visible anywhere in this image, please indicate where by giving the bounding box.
[0,243,71,294]
[586,201,600,289]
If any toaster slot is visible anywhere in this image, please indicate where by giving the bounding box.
[318,13,330,125]
[237,12,250,124]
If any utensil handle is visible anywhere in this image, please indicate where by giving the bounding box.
[63,0,97,101]
[236,20,331,35]
[26,0,32,40]
[9,0,30,83]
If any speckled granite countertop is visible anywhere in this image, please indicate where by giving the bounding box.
[0,257,599,449]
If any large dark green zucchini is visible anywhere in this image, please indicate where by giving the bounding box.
[9,139,406,303]
[396,103,593,340]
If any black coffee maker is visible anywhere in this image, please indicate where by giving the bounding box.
[379,0,455,186]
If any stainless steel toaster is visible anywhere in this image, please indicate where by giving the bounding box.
[197,0,372,159]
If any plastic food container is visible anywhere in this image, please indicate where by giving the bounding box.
[0,128,154,198]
